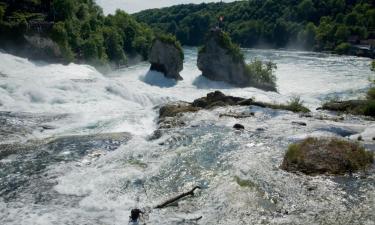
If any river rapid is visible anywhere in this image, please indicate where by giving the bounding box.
[0,48,374,225]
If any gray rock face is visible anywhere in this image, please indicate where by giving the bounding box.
[198,30,249,86]
[149,39,183,80]
[197,29,277,92]
[24,34,63,60]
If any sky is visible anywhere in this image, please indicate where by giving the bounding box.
[95,0,235,15]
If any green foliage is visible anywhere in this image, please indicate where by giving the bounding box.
[286,96,311,113]
[255,96,310,113]
[285,143,302,164]
[217,31,244,62]
[0,0,155,67]
[363,100,375,117]
[53,0,75,21]
[335,42,351,54]
[134,0,374,53]
[103,28,127,66]
[245,59,276,87]
[0,4,6,21]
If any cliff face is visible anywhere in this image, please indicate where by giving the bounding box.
[197,29,249,86]
[197,29,276,91]
[149,39,184,80]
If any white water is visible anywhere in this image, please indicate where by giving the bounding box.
[0,48,374,225]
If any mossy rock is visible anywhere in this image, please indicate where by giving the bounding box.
[159,101,200,119]
[281,137,374,175]
[319,100,375,117]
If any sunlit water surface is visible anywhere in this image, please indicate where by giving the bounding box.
[0,48,374,225]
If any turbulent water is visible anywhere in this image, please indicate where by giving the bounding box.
[0,48,374,225]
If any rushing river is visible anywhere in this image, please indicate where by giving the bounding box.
[0,48,374,225]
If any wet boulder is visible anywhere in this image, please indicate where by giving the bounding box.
[318,100,375,117]
[192,91,248,109]
[233,124,245,130]
[149,36,184,80]
[159,101,200,119]
[281,137,374,175]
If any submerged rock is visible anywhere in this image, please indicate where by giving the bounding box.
[233,124,245,130]
[0,132,132,160]
[197,29,276,91]
[281,137,374,175]
[149,37,184,80]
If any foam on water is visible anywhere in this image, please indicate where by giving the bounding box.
[0,48,374,225]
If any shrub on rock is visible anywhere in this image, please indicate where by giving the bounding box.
[281,137,374,175]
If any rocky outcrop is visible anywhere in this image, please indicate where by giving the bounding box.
[151,91,312,140]
[158,91,310,124]
[281,137,374,175]
[159,101,200,119]
[149,38,184,80]
[197,29,276,91]
[318,100,374,117]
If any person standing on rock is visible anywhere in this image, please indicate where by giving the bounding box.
[216,15,224,30]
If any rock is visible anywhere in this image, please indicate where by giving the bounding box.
[159,101,200,119]
[149,38,184,80]
[197,29,276,91]
[292,121,307,126]
[281,137,374,175]
[318,100,374,117]
[192,91,248,109]
[233,124,245,130]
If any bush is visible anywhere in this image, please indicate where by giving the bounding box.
[245,59,277,88]
[367,87,375,100]
[334,42,351,54]
[286,96,310,113]
[217,31,244,62]
[363,100,375,117]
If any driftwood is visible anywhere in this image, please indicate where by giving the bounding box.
[155,186,201,209]
[219,112,254,118]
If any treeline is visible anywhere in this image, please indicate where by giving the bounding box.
[134,0,375,52]
[0,0,154,66]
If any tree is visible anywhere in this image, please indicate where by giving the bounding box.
[297,0,316,20]
[104,29,127,66]
[335,25,350,42]
[53,0,75,21]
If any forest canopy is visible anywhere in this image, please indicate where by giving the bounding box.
[0,0,154,66]
[134,0,375,52]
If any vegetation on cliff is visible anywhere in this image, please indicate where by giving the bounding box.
[134,0,374,55]
[154,33,184,60]
[0,0,154,67]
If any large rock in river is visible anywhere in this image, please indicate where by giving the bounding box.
[281,137,374,175]
[149,37,184,80]
[197,29,276,91]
